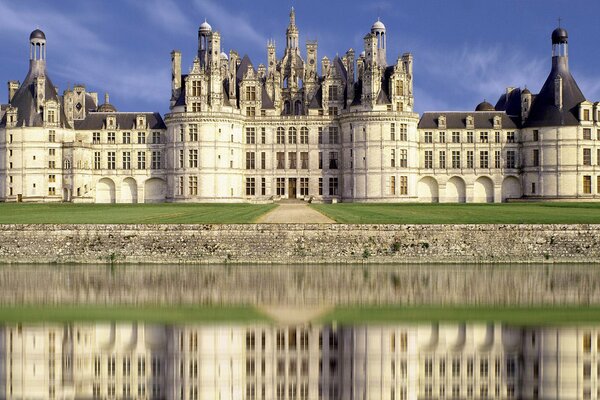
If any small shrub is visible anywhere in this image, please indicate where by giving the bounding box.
[391,242,401,252]
[362,249,371,259]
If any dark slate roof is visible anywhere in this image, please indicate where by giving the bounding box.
[308,85,323,109]
[236,55,254,81]
[85,94,98,111]
[174,74,187,107]
[495,88,522,116]
[261,83,275,109]
[73,112,166,130]
[9,61,71,128]
[418,112,520,130]
[332,57,348,82]
[524,57,586,127]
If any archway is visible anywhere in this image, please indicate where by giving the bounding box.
[502,176,522,202]
[95,178,116,204]
[144,178,166,203]
[121,178,138,204]
[417,177,439,203]
[473,176,494,203]
[445,176,466,203]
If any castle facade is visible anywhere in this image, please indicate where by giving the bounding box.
[0,10,598,203]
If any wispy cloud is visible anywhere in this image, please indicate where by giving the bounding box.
[127,0,195,36]
[193,0,268,49]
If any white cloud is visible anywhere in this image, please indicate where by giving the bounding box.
[127,0,195,36]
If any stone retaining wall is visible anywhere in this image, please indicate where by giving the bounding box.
[0,224,599,264]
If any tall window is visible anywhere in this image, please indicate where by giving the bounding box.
[179,150,184,168]
[329,152,338,169]
[261,127,266,144]
[93,132,100,144]
[276,152,285,169]
[245,85,256,101]
[495,150,501,168]
[328,177,339,196]
[328,85,338,101]
[507,131,515,143]
[533,130,539,141]
[152,132,161,144]
[246,152,255,169]
[246,178,256,196]
[424,132,433,143]
[452,131,460,143]
[122,132,131,144]
[189,125,198,141]
[399,124,408,141]
[479,151,489,168]
[192,80,201,97]
[276,178,285,196]
[400,176,408,195]
[261,152,266,169]
[94,152,101,170]
[467,151,474,169]
[189,176,198,195]
[277,127,285,144]
[439,151,446,169]
[390,176,396,194]
[467,131,474,143]
[400,149,408,167]
[439,131,446,143]
[583,148,592,166]
[391,149,396,167]
[318,152,323,169]
[583,176,592,194]
[300,127,309,144]
[299,178,309,196]
[452,151,461,169]
[107,132,115,144]
[533,149,540,167]
[178,176,184,196]
[107,152,116,169]
[480,132,488,143]
[151,151,161,170]
[122,152,131,170]
[48,130,56,142]
[495,131,501,143]
[318,178,323,195]
[390,123,396,141]
[318,127,323,144]
[301,152,309,169]
[328,127,339,144]
[137,152,146,169]
[137,132,146,144]
[289,152,297,169]
[189,150,198,168]
[288,127,297,144]
[507,151,516,169]
[246,127,256,144]
[424,151,433,169]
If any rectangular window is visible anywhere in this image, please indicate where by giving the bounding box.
[261,178,266,196]
[533,130,539,141]
[288,152,297,169]
[189,150,198,168]
[318,178,323,195]
[583,148,592,166]
[583,128,592,140]
[300,127,309,144]
[93,132,100,144]
[137,132,146,144]
[48,174,56,183]
[137,152,146,169]
[277,127,285,144]
[452,131,460,143]
[597,176,600,195]
[399,124,408,141]
[286,127,297,144]
[390,123,395,141]
[391,149,396,167]
[400,176,408,195]
[276,178,285,196]
[479,151,489,168]
[189,124,198,141]
[467,131,474,143]
[48,130,56,142]
[179,150,184,168]
[495,150,501,168]
[122,132,131,144]
[152,132,161,144]
[533,149,540,167]
[328,177,339,196]
[301,152,309,169]
[151,151,161,170]
[328,127,339,144]
[424,150,433,169]
[189,176,198,196]
[584,109,591,121]
[400,149,408,167]
[191,102,201,113]
[480,131,488,143]
[245,85,256,101]
[179,125,184,142]
[122,152,131,170]
[328,106,338,116]
[584,176,592,194]
[261,127,266,144]
[299,178,309,196]
[507,131,516,143]
[507,151,516,169]
[452,151,461,169]
[107,152,116,169]
[328,85,338,101]
[439,151,446,169]
[48,187,56,196]
[178,176,184,196]
[495,131,501,143]
[192,80,201,97]
[107,132,115,144]
[246,106,256,117]
[246,152,255,169]
[329,152,338,169]
[260,152,266,169]
[467,151,474,169]
[246,178,256,196]
[276,152,285,169]
[94,152,101,170]
[439,131,446,143]
[424,132,433,143]
[318,152,323,169]
[390,176,396,194]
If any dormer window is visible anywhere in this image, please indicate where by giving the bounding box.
[136,115,146,129]
[466,115,474,129]
[437,115,446,129]
[245,86,256,101]
[191,80,201,97]
[47,109,56,123]
[583,109,591,121]
[106,116,116,129]
[493,116,502,129]
[328,85,338,102]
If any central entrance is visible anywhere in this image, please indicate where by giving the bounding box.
[288,178,297,199]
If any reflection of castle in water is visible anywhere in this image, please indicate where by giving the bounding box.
[0,323,597,399]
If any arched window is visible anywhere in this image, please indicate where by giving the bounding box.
[300,127,309,144]
[277,127,285,144]
[64,159,71,170]
[288,127,297,144]
[284,101,291,115]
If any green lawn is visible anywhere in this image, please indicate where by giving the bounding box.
[0,203,275,224]
[310,202,600,224]
[322,306,600,325]
[0,305,269,323]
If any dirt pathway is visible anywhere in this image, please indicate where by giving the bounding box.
[256,203,335,224]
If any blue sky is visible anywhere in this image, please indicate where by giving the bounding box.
[0,0,598,115]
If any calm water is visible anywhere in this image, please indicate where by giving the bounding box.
[1,321,597,399]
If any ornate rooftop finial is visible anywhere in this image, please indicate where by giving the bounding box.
[104,92,109,105]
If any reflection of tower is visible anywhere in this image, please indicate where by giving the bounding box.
[198,20,212,68]
[371,18,387,67]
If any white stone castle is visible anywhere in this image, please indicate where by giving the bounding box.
[1,322,598,400]
[0,10,599,203]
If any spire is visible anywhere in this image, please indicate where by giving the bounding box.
[104,92,109,104]
[290,7,296,27]
[286,6,299,50]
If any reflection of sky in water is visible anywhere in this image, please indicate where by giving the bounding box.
[1,322,597,399]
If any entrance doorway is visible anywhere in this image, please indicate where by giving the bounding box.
[288,178,297,199]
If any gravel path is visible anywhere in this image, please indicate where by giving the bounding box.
[256,203,335,224]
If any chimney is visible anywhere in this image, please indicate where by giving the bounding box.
[7,81,20,103]
[171,50,182,100]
